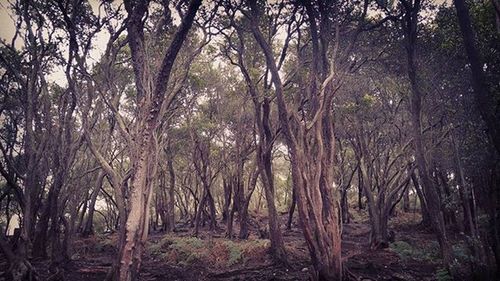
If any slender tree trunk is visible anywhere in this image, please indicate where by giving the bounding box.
[438,170,458,227]
[77,194,89,233]
[358,168,364,210]
[402,186,410,212]
[257,99,287,262]
[226,193,236,238]
[83,171,106,236]
[411,173,431,226]
[206,189,217,231]
[287,186,296,230]
[341,188,350,224]
[403,1,454,269]
[222,178,232,222]
[166,146,176,232]
[193,190,207,237]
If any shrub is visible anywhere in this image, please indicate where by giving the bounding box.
[224,240,243,266]
[147,236,271,268]
[435,267,452,281]
[389,240,440,262]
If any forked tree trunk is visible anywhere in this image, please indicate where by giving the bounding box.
[249,5,342,278]
[233,33,287,259]
[359,159,389,249]
[115,0,202,279]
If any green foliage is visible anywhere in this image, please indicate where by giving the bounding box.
[224,240,243,266]
[147,236,269,268]
[361,93,377,107]
[89,235,117,254]
[451,242,479,265]
[435,267,452,281]
[171,236,204,250]
[390,241,413,260]
[389,241,440,262]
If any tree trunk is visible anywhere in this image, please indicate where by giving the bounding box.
[115,0,202,279]
[83,171,106,236]
[411,173,431,227]
[257,99,287,262]
[402,0,454,269]
[358,168,364,210]
[453,0,500,154]
[402,186,410,212]
[166,147,176,232]
[249,1,342,278]
[238,200,250,239]
[287,186,296,230]
[222,178,232,222]
[438,170,458,227]
[341,188,350,224]
[117,144,155,281]
[370,210,390,249]
[206,189,218,231]
[0,227,33,281]
[32,200,50,258]
[193,190,207,237]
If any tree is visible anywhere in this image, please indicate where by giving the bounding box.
[399,0,455,271]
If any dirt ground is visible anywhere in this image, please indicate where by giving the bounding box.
[1,212,452,281]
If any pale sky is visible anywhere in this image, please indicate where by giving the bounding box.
[0,0,451,85]
[0,0,111,85]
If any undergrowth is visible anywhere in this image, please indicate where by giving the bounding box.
[147,236,270,268]
[389,240,440,262]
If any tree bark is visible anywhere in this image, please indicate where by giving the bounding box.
[287,186,296,230]
[249,1,342,278]
[166,145,176,232]
[83,171,106,236]
[402,0,454,269]
[115,0,202,279]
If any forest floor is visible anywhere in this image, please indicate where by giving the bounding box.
[2,211,457,281]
